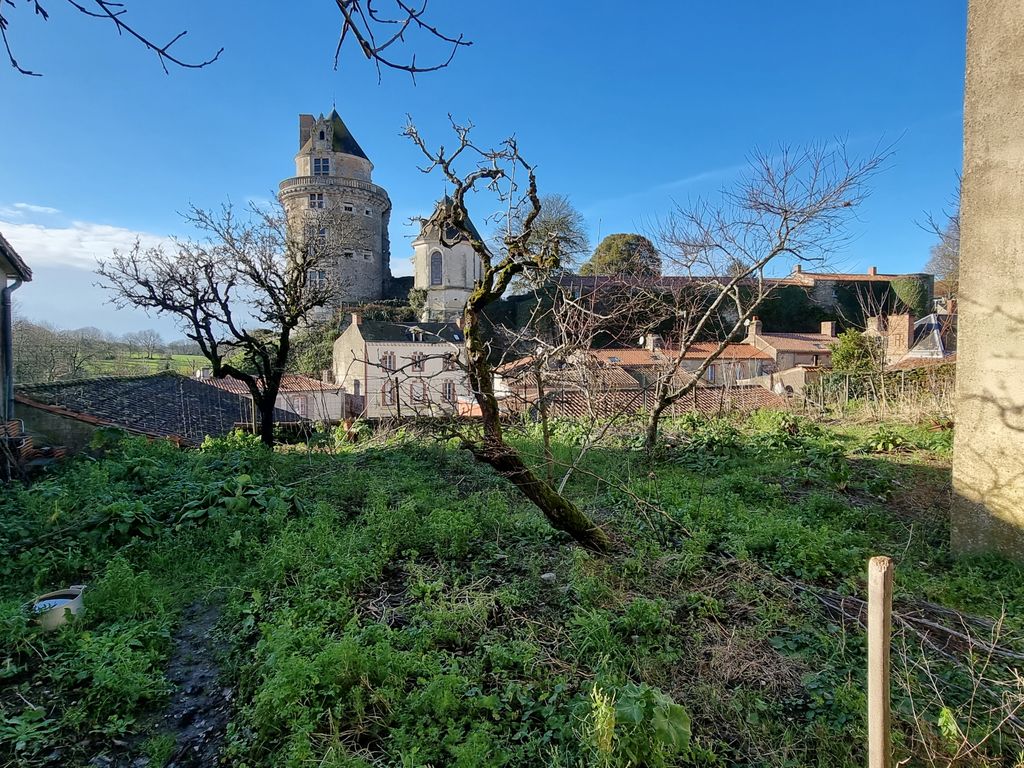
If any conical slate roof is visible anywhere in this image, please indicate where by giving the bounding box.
[419,196,485,244]
[326,109,368,159]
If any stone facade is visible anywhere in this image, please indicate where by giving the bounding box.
[952,0,1024,561]
[279,111,392,316]
[412,200,482,322]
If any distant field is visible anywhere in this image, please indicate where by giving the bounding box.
[84,354,208,377]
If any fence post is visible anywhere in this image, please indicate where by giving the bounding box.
[868,556,893,768]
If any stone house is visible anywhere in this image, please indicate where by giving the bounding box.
[332,315,471,419]
[1,231,31,425]
[195,371,349,423]
[745,317,838,369]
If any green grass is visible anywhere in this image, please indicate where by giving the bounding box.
[84,353,208,377]
[0,415,1020,767]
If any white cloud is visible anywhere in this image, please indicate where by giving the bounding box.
[14,202,61,214]
[0,218,172,270]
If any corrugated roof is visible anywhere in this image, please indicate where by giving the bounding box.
[17,372,299,445]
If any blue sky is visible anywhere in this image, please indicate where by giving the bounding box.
[0,1,966,336]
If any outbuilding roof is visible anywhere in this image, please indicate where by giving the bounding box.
[199,373,340,396]
[17,372,299,445]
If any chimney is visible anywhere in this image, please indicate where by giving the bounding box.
[645,333,662,352]
[195,367,212,380]
[793,264,802,274]
[747,316,762,339]
[351,311,361,326]
[299,114,314,150]
[865,316,881,334]
[887,313,915,360]
[868,266,878,276]
[820,320,837,337]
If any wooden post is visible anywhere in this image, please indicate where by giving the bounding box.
[867,556,893,768]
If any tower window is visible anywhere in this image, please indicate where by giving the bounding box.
[430,251,443,286]
[306,269,327,288]
[363,251,372,261]
[319,130,325,141]
[313,158,330,176]
[364,207,372,216]
[343,251,354,259]
[343,203,354,213]
[309,193,324,209]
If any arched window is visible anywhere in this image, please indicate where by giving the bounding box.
[319,130,325,141]
[430,251,443,286]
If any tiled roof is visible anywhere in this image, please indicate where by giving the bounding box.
[590,348,665,366]
[17,372,299,445]
[675,342,772,360]
[755,332,836,353]
[355,320,464,345]
[0,230,32,281]
[789,270,919,284]
[300,109,369,159]
[200,373,339,395]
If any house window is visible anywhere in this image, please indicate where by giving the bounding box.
[309,193,324,209]
[343,203,354,213]
[313,158,330,176]
[430,251,443,285]
[411,352,425,372]
[705,366,716,383]
[442,380,456,402]
[293,396,308,418]
[352,380,361,397]
[380,380,397,406]
[443,353,458,371]
[410,380,427,403]
[307,269,327,289]
[380,351,396,371]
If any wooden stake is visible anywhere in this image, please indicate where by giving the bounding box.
[868,556,893,768]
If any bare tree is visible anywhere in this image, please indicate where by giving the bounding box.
[924,183,960,300]
[3,0,467,77]
[403,117,610,552]
[134,328,164,359]
[637,143,885,450]
[98,202,341,446]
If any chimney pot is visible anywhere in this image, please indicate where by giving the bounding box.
[868,266,878,276]
[351,311,360,326]
[793,264,802,273]
[820,320,837,337]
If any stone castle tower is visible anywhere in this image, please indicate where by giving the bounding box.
[279,110,392,315]
[412,198,483,321]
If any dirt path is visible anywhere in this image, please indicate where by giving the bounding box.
[159,603,232,767]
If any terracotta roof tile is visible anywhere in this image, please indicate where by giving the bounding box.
[200,373,340,395]
[755,333,836,353]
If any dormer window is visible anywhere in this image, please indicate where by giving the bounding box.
[313,158,330,176]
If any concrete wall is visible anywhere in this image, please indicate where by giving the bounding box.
[952,0,1024,560]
